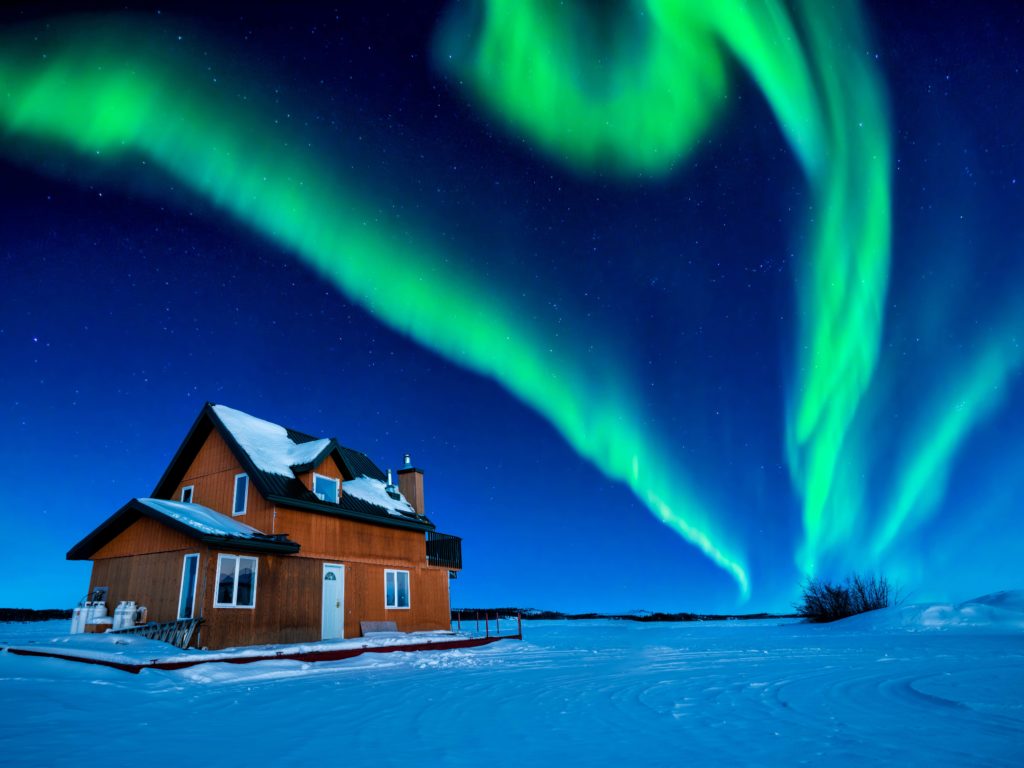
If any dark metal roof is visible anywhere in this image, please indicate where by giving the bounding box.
[150,403,434,532]
[337,445,388,482]
[67,498,301,560]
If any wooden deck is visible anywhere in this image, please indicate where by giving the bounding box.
[2,632,520,675]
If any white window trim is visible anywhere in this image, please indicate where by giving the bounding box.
[384,569,411,610]
[312,472,339,503]
[178,553,200,619]
[213,553,259,609]
[232,473,248,516]
[180,485,195,503]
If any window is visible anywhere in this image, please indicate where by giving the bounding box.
[214,554,258,608]
[180,485,194,504]
[178,553,199,619]
[385,569,410,609]
[232,473,248,516]
[313,473,339,503]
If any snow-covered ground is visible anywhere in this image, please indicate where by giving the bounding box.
[1,592,1022,767]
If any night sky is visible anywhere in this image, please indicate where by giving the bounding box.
[2,1,1022,613]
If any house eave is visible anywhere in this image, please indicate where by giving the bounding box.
[67,498,301,560]
[195,534,300,555]
[266,495,436,532]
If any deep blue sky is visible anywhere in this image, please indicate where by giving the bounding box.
[2,1,1023,612]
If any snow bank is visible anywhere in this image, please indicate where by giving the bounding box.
[212,404,330,476]
[836,589,1024,633]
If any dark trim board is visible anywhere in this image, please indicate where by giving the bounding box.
[2,633,521,675]
[266,495,433,532]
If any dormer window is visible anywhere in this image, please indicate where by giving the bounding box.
[180,485,194,504]
[233,473,249,516]
[313,473,339,503]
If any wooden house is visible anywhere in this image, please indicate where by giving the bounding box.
[67,403,462,649]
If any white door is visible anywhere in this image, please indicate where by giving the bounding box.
[321,563,345,639]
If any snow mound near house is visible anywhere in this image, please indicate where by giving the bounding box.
[837,590,1024,633]
[212,404,330,476]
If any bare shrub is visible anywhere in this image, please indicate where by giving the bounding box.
[796,574,894,622]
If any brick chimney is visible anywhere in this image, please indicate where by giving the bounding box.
[397,452,425,517]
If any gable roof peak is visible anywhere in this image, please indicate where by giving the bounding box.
[151,402,434,532]
[209,403,332,478]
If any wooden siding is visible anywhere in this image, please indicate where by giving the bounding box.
[275,506,425,564]
[195,551,451,648]
[342,563,450,637]
[196,551,322,649]
[89,548,201,625]
[87,541,452,649]
[172,429,277,534]
[92,517,195,559]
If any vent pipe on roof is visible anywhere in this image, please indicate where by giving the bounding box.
[385,468,400,500]
[403,453,412,468]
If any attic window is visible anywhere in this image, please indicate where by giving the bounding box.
[180,485,194,504]
[313,473,339,503]
[233,473,249,516]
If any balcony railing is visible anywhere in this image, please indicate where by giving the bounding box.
[426,531,462,569]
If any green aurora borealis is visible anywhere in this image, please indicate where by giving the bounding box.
[437,0,893,577]
[2,2,1022,603]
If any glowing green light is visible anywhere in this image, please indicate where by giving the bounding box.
[0,17,750,595]
[873,332,1024,556]
[438,0,892,574]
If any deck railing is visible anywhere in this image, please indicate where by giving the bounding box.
[109,617,203,649]
[426,531,462,569]
[450,610,522,639]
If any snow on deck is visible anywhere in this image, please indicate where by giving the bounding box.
[212,404,330,477]
[343,475,417,516]
[136,498,266,538]
[2,593,1022,765]
[0,626,480,667]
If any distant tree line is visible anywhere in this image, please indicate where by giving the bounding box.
[451,608,797,622]
[0,608,73,622]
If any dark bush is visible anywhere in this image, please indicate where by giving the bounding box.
[796,574,894,622]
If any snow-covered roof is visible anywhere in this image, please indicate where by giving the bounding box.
[212,404,331,477]
[211,404,422,521]
[343,476,418,518]
[67,498,301,561]
[148,402,434,532]
[135,498,265,539]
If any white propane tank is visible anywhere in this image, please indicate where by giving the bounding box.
[88,601,108,622]
[113,601,137,630]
